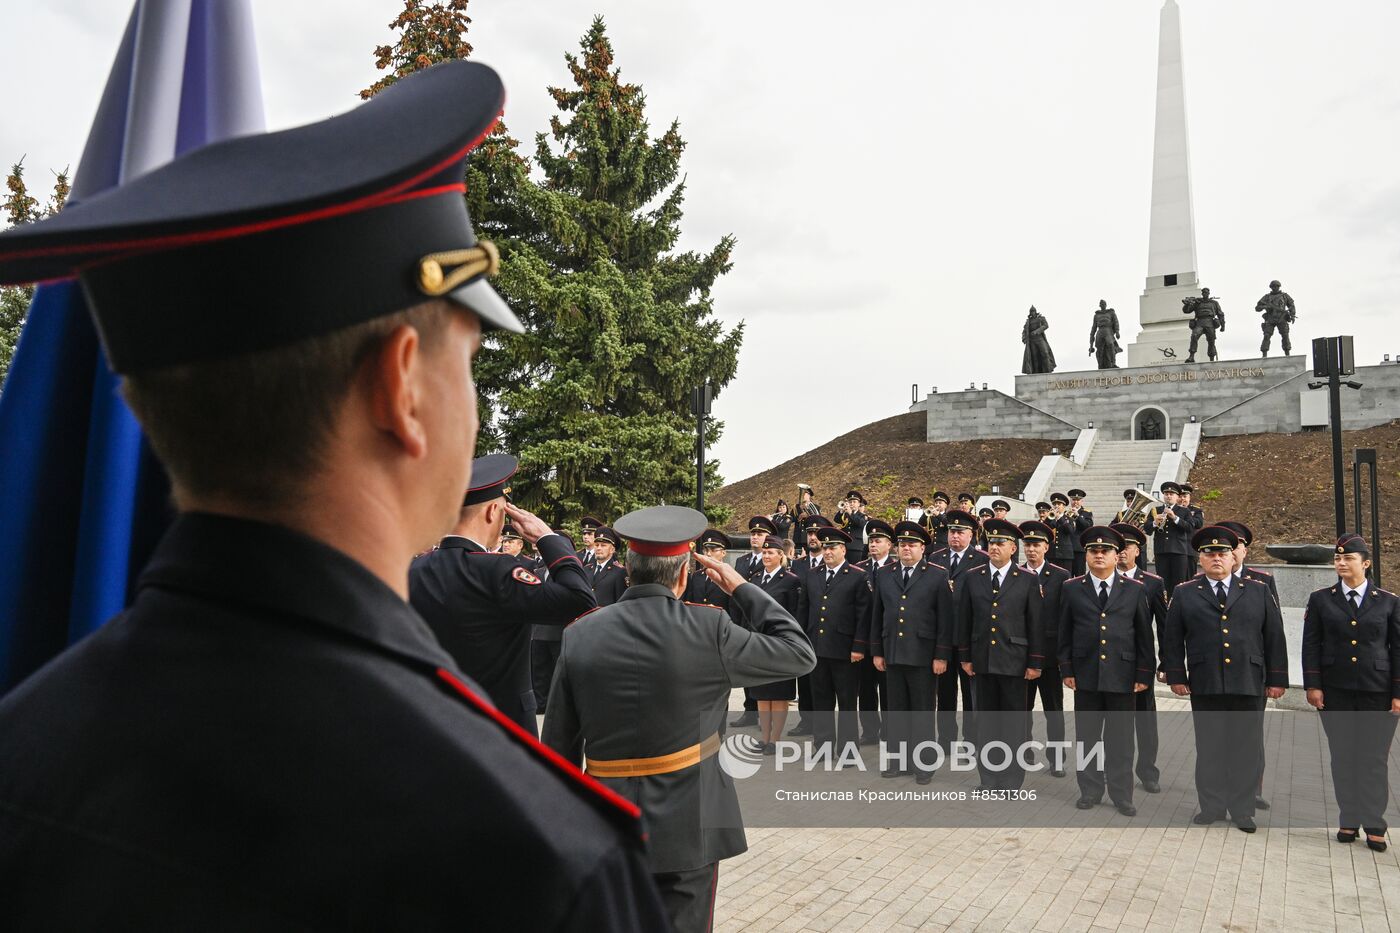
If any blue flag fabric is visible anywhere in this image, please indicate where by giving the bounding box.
[0,0,263,693]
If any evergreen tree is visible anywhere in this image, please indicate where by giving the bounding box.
[363,7,741,526]
[0,160,69,388]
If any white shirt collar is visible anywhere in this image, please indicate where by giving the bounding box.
[1208,574,1230,594]
[1023,560,1043,575]
[1344,579,1369,602]
[1089,569,1115,593]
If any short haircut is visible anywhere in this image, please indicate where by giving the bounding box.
[122,299,452,508]
[628,552,688,588]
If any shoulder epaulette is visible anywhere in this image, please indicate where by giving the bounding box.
[569,605,604,625]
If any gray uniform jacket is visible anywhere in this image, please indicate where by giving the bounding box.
[542,582,816,874]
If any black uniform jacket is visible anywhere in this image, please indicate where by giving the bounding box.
[955,563,1045,675]
[410,533,595,733]
[867,559,954,668]
[1124,566,1169,669]
[1161,575,1288,695]
[1242,566,1279,604]
[1057,573,1155,693]
[1070,510,1094,553]
[796,561,872,659]
[1049,516,1075,563]
[929,546,989,595]
[0,514,666,931]
[1302,582,1400,697]
[591,556,629,606]
[1024,561,1072,663]
[683,567,731,614]
[749,567,801,619]
[542,582,815,874]
[1147,504,1193,555]
[735,551,763,580]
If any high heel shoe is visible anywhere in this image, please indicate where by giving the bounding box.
[1336,828,1358,843]
[1365,832,1388,852]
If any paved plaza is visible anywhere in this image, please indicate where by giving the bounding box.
[711,689,1400,932]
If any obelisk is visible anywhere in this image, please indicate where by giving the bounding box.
[1126,0,1198,367]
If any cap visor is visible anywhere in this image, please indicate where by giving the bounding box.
[449,276,524,334]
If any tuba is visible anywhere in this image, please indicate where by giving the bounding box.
[1121,490,1162,528]
[796,483,819,516]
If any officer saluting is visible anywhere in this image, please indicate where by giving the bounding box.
[1303,535,1400,851]
[0,62,667,928]
[543,507,815,933]
[1162,526,1288,832]
[410,454,596,735]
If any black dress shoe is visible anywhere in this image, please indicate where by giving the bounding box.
[1075,797,1097,810]
[1337,828,1359,843]
[1051,768,1066,778]
[1254,796,1271,811]
[787,723,812,736]
[761,742,776,756]
[881,768,904,779]
[730,712,758,727]
[1141,780,1161,794]
[1366,829,1388,852]
[915,771,933,785]
[1234,817,1257,833]
[1116,803,1137,817]
[1193,812,1223,825]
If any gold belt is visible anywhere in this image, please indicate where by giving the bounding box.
[585,732,721,778]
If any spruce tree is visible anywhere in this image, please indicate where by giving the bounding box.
[0,161,69,388]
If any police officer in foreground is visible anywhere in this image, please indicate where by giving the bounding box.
[1303,535,1400,851]
[1021,519,1072,776]
[796,525,871,761]
[543,506,816,933]
[930,509,987,754]
[1058,527,1154,816]
[787,515,833,736]
[1162,527,1288,833]
[410,454,596,735]
[1112,522,1169,793]
[869,521,953,783]
[856,518,898,745]
[0,62,667,928]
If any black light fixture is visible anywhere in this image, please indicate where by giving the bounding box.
[1136,481,1145,491]
[1171,441,1179,452]
[932,385,938,393]
[991,485,1000,494]
[981,382,988,391]
[1087,420,1094,429]
[1189,414,1196,423]
[1051,447,1060,455]
[1017,492,1025,501]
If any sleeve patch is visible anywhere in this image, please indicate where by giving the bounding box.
[512,566,543,586]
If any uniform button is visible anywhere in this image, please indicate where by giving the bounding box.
[1221,615,1228,621]
[1352,620,1358,626]
[899,632,905,637]
[1353,657,1358,663]
[991,640,997,645]
[1100,613,1106,619]
[991,627,997,632]
[1223,643,1230,648]
[820,629,825,634]
[1351,640,1358,646]
[1100,654,1107,660]
[992,602,998,608]
[901,595,907,600]
[1225,658,1232,664]
[1101,639,1107,645]
[991,614,997,620]
[1101,625,1107,631]
[1222,629,1229,634]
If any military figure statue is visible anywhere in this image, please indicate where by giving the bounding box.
[1183,287,1225,363]
[1021,305,1057,374]
[1088,300,1121,369]
[1255,279,1296,358]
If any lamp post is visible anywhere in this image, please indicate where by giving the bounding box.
[690,384,713,513]
[1309,336,1361,537]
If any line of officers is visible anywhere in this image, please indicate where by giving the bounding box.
[697,507,1398,843]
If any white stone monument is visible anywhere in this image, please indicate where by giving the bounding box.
[1127,0,1199,367]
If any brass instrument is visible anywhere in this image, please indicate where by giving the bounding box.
[796,483,820,516]
[1120,490,1162,528]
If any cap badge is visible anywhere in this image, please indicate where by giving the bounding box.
[419,240,500,296]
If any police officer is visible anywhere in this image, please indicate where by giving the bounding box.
[410,454,597,735]
[686,529,733,611]
[1303,535,1400,851]
[1058,527,1155,816]
[1215,520,1278,603]
[1147,482,1192,597]
[1179,484,1205,534]
[542,506,816,933]
[796,525,871,761]
[856,519,898,744]
[930,509,987,754]
[749,534,803,751]
[1183,287,1225,363]
[1162,526,1288,832]
[787,515,834,736]
[1048,493,1076,568]
[1112,522,1169,794]
[957,518,1044,791]
[590,526,630,605]
[1067,489,1093,576]
[840,490,870,562]
[577,515,603,567]
[0,61,667,927]
[1021,519,1072,776]
[737,515,778,579]
[869,521,954,783]
[1255,279,1296,358]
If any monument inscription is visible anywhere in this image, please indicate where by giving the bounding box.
[1047,365,1267,391]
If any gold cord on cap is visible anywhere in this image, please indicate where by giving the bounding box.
[418,240,500,296]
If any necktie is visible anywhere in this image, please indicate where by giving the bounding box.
[1349,590,1360,614]
[826,569,835,583]
[991,570,1001,591]
[760,573,770,586]
[1098,580,1109,609]
[950,553,961,575]
[1216,582,1227,606]
[903,566,912,586]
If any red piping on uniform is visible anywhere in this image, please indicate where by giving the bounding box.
[0,111,500,266]
[626,540,693,557]
[434,667,643,822]
[549,554,580,569]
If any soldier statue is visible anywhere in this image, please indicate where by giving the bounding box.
[1088,299,1121,369]
[1021,305,1056,374]
[1182,287,1225,363]
[1255,279,1296,357]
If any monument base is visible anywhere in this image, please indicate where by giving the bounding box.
[1126,280,1199,367]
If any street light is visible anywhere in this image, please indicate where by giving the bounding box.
[689,384,713,512]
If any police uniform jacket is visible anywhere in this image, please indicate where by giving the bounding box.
[1148,504,1192,556]
[1123,566,1169,668]
[735,551,764,580]
[1024,561,1072,664]
[1049,516,1076,563]
[1302,582,1400,697]
[683,566,731,614]
[0,513,666,931]
[542,582,816,874]
[591,556,629,606]
[1057,573,1155,693]
[955,563,1045,674]
[929,546,989,596]
[1070,510,1094,553]
[1241,566,1279,604]
[867,559,954,668]
[749,567,801,619]
[410,533,595,733]
[796,561,872,659]
[1161,575,1288,695]
[920,512,949,550]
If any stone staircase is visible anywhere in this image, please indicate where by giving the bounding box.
[1049,439,1174,520]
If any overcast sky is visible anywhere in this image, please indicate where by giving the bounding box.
[5,1,1399,484]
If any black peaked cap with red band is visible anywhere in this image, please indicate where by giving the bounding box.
[0,60,521,374]
[614,505,708,557]
[463,453,517,507]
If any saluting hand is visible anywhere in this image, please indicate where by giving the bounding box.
[503,503,553,545]
[694,551,748,595]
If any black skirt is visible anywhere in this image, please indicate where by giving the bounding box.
[749,678,796,701]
